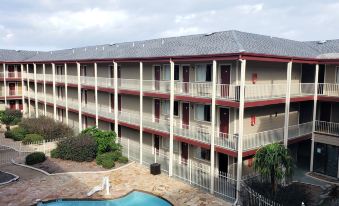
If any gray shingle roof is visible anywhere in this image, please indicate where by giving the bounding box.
[1,30,339,62]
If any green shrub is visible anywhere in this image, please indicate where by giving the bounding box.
[96,152,117,169]
[22,134,43,145]
[20,116,73,140]
[50,149,59,158]
[118,156,128,164]
[54,134,97,162]
[0,109,23,131]
[4,127,27,141]
[81,127,121,154]
[25,152,46,165]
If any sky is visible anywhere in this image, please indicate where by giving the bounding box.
[0,0,338,51]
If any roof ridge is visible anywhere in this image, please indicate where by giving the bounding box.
[230,30,244,52]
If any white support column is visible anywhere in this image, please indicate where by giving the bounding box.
[77,62,82,133]
[3,63,7,107]
[94,62,98,127]
[283,61,292,147]
[210,60,217,194]
[33,63,38,118]
[169,60,175,177]
[64,63,69,125]
[42,64,47,115]
[236,59,246,202]
[52,63,57,120]
[113,61,118,135]
[20,64,26,115]
[26,64,31,117]
[310,64,319,172]
[139,61,143,164]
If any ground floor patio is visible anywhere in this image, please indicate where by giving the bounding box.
[0,162,231,206]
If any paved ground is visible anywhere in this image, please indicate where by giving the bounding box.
[0,163,231,206]
[293,167,327,187]
[0,164,44,182]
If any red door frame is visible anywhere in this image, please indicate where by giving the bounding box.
[219,107,230,135]
[154,66,161,90]
[9,83,15,95]
[220,65,231,98]
[183,65,190,93]
[154,135,160,155]
[154,99,160,122]
[181,142,189,163]
[182,102,190,129]
[8,65,14,77]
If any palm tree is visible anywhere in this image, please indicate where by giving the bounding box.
[0,109,22,131]
[253,143,293,195]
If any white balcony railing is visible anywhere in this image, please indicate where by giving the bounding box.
[81,102,96,115]
[143,80,171,93]
[288,122,313,139]
[119,78,140,91]
[97,77,114,88]
[215,132,238,151]
[118,109,140,126]
[142,113,170,133]
[243,122,313,151]
[290,83,315,97]
[67,75,78,85]
[55,74,64,83]
[45,74,53,82]
[315,121,339,136]
[216,84,240,101]
[175,82,212,98]
[81,76,95,86]
[318,83,339,97]
[0,72,22,78]
[243,127,284,151]
[173,120,211,144]
[6,89,22,96]
[98,104,114,119]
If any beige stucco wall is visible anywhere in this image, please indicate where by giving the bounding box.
[244,104,299,134]
[325,65,338,84]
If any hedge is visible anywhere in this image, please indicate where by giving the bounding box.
[25,152,46,165]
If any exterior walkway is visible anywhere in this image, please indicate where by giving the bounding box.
[0,163,231,206]
[293,167,327,187]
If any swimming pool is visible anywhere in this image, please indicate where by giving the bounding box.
[37,191,172,206]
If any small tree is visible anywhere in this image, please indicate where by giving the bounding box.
[254,143,293,195]
[0,109,22,131]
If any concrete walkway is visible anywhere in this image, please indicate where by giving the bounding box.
[293,167,327,187]
[0,164,45,182]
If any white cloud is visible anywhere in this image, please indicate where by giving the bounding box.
[237,3,264,14]
[31,8,128,32]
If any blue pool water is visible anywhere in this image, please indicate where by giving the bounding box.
[38,191,172,206]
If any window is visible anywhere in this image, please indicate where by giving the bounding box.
[162,65,179,81]
[195,104,211,122]
[81,65,87,76]
[56,65,64,75]
[195,64,212,82]
[161,100,179,116]
[174,101,179,116]
[161,100,170,115]
[196,147,210,161]
[336,67,339,84]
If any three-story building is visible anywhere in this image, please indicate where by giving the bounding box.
[0,30,338,202]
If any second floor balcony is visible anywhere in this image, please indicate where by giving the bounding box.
[315,121,339,137]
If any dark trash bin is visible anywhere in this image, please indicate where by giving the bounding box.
[150,163,161,175]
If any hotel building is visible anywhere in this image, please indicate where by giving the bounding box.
[0,30,338,201]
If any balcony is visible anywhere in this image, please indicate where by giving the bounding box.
[215,133,238,151]
[0,72,22,79]
[6,89,22,96]
[119,79,140,91]
[173,120,211,144]
[315,121,339,137]
[81,76,95,87]
[243,122,313,151]
[97,77,114,89]
[143,80,170,93]
[175,82,212,98]
[318,83,339,97]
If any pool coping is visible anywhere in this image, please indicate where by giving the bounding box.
[32,189,174,206]
[0,170,19,186]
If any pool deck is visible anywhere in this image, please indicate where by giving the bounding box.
[0,162,231,206]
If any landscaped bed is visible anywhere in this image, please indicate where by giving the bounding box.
[29,157,127,173]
